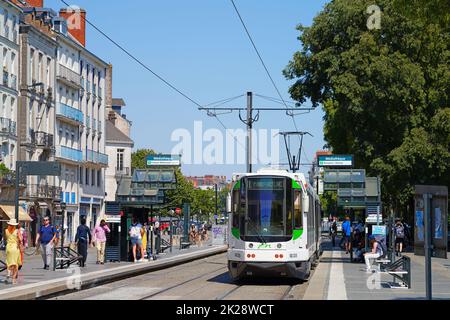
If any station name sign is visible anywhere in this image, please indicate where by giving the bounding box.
[318,155,353,167]
[146,154,181,166]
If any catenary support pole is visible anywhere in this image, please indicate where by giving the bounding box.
[247,92,253,173]
[424,193,432,300]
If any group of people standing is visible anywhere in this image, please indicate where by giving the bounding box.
[329,216,407,272]
[2,216,111,284]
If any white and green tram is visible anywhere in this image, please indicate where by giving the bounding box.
[227,168,322,281]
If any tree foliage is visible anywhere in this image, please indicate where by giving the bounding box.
[131,149,156,169]
[284,0,449,211]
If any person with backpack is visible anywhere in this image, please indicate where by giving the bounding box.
[75,217,92,267]
[364,237,384,272]
[129,217,145,263]
[394,220,405,256]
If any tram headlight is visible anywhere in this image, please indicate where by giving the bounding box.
[277,243,282,249]
[249,243,254,249]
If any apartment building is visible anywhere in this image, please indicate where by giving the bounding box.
[0,0,20,171]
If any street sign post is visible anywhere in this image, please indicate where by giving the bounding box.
[318,155,353,167]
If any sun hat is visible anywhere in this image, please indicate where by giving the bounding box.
[7,218,19,226]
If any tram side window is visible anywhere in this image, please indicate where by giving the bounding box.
[286,183,293,235]
[294,190,302,229]
[232,189,239,228]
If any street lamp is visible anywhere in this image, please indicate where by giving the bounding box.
[169,209,174,253]
[27,82,44,89]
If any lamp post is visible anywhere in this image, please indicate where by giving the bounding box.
[169,209,174,253]
[60,202,66,252]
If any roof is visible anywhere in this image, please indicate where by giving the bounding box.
[112,98,126,107]
[105,120,134,145]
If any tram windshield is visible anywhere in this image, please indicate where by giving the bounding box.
[245,177,290,239]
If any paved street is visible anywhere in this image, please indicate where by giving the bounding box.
[39,239,450,301]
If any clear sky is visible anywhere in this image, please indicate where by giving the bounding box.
[46,0,330,178]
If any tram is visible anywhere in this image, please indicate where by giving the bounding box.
[227,168,322,281]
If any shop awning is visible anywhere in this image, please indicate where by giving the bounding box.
[0,205,33,222]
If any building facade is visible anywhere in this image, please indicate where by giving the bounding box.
[18,7,60,239]
[186,175,228,191]
[105,97,134,202]
[4,0,109,243]
[0,0,20,171]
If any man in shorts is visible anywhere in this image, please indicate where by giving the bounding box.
[341,216,352,254]
[129,217,145,263]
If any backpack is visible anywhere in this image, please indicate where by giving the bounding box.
[395,225,405,238]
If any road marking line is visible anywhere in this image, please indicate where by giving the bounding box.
[327,250,347,300]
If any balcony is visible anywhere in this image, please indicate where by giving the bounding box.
[56,103,84,125]
[115,167,130,177]
[57,64,81,89]
[34,131,54,149]
[56,145,83,163]
[0,117,17,136]
[85,149,109,166]
[24,184,62,201]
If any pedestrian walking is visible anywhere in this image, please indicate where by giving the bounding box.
[394,220,405,256]
[129,217,145,263]
[35,216,56,270]
[330,217,338,247]
[4,219,22,284]
[141,223,147,258]
[364,237,384,273]
[341,216,352,254]
[75,217,92,267]
[93,219,110,264]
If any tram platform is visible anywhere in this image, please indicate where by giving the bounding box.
[0,241,227,300]
[304,240,450,300]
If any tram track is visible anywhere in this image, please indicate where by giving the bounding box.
[139,265,228,300]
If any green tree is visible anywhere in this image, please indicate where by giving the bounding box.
[131,149,156,169]
[284,0,449,216]
[165,169,195,208]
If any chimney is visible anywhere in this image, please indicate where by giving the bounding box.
[59,7,86,47]
[26,0,44,7]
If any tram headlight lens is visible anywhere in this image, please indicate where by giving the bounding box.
[277,243,282,249]
[249,243,253,249]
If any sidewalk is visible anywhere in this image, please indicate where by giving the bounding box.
[0,239,227,300]
[304,240,450,300]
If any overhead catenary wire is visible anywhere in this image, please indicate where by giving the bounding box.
[57,0,247,151]
[230,0,312,165]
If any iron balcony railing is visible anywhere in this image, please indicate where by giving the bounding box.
[115,167,130,176]
[57,64,81,87]
[0,117,17,135]
[24,184,62,200]
[85,149,109,165]
[56,145,83,162]
[56,103,84,124]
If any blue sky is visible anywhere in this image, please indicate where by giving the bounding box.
[46,0,329,178]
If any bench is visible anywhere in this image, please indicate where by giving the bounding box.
[180,238,191,249]
[159,238,171,253]
[0,259,6,273]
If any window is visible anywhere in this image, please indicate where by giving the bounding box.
[117,149,124,171]
[38,53,43,82]
[46,57,51,87]
[91,169,95,186]
[85,168,89,185]
[79,167,83,184]
[294,190,302,229]
[97,170,101,187]
[30,49,35,82]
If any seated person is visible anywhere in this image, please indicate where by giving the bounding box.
[364,236,383,272]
